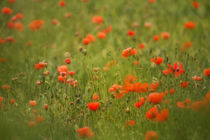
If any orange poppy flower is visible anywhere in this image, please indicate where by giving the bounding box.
[149,82,159,92]
[192,2,200,8]
[193,76,202,81]
[153,35,159,42]
[97,32,106,39]
[176,99,191,109]
[2,7,13,14]
[149,0,155,4]
[29,100,36,107]
[151,57,163,65]
[36,116,44,123]
[77,127,94,138]
[184,22,196,29]
[0,38,2,45]
[145,131,158,140]
[204,68,210,76]
[180,81,189,88]
[128,30,136,36]
[28,121,36,127]
[135,97,145,108]
[139,43,145,49]
[122,48,137,58]
[14,22,24,31]
[156,109,169,122]
[146,107,159,121]
[0,97,3,104]
[29,20,44,31]
[134,60,139,66]
[88,102,100,111]
[92,16,103,24]
[191,99,208,112]
[169,88,175,94]
[206,92,210,101]
[59,1,66,7]
[161,32,170,40]
[86,34,95,42]
[10,98,15,105]
[8,0,15,3]
[126,120,135,126]
[93,94,99,101]
[148,92,164,105]
[52,19,58,25]
[58,65,68,73]
[65,58,71,64]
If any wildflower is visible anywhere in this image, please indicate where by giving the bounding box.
[65,13,72,18]
[88,102,100,111]
[193,76,202,81]
[122,48,137,58]
[184,22,196,29]
[36,116,44,123]
[169,88,175,94]
[65,58,71,64]
[58,65,68,73]
[92,16,103,24]
[52,19,58,25]
[153,35,159,42]
[148,92,164,105]
[206,92,210,101]
[126,120,135,126]
[77,127,94,138]
[163,62,185,77]
[139,43,145,49]
[176,99,191,109]
[135,97,145,108]
[144,22,152,28]
[134,60,139,66]
[93,94,99,101]
[149,0,155,4]
[2,85,11,90]
[151,57,163,65]
[8,0,15,3]
[128,30,135,36]
[28,121,36,127]
[149,82,159,92]
[204,68,210,76]
[10,98,15,105]
[29,20,44,31]
[14,22,24,31]
[192,2,200,8]
[97,32,106,39]
[156,109,169,122]
[191,99,208,112]
[29,100,36,107]
[161,32,170,40]
[0,97,3,104]
[0,38,2,45]
[145,131,159,140]
[59,1,66,7]
[146,107,159,121]
[2,7,13,14]
[180,81,189,88]
[86,34,95,42]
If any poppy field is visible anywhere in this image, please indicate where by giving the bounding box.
[0,0,210,139]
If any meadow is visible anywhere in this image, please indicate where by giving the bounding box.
[0,0,210,139]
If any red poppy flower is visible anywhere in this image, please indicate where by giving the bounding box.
[184,22,196,29]
[204,68,210,76]
[97,32,106,39]
[193,76,202,81]
[156,109,169,122]
[180,81,189,88]
[128,30,136,36]
[59,1,66,7]
[126,120,135,126]
[148,92,164,105]
[93,94,99,101]
[29,100,36,107]
[65,58,71,64]
[29,20,44,31]
[122,48,137,58]
[8,0,15,3]
[139,43,145,49]
[92,16,104,24]
[153,35,159,42]
[192,2,200,8]
[77,127,94,138]
[145,131,158,140]
[146,107,159,121]
[88,102,100,111]
[161,32,170,40]
[2,7,13,14]
[135,97,145,108]
[151,57,163,65]
[169,88,175,94]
